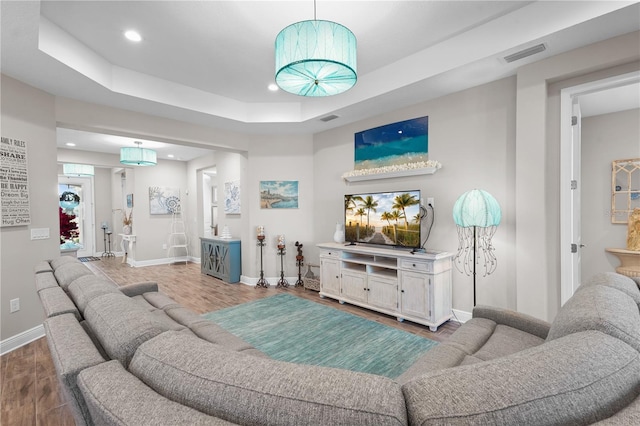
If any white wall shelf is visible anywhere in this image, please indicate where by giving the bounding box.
[342,167,438,182]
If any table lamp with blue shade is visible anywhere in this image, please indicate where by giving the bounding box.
[452,189,501,306]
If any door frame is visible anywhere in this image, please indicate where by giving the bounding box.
[58,174,96,257]
[560,70,640,305]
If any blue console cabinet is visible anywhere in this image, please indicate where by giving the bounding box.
[200,237,241,283]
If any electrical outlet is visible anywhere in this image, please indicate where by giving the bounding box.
[10,298,19,313]
[427,197,435,207]
[162,244,167,250]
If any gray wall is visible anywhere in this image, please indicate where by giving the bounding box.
[1,75,59,341]
[582,108,640,279]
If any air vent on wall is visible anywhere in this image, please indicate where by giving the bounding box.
[320,114,339,122]
[503,43,547,63]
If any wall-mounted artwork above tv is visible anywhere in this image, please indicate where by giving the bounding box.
[354,116,428,170]
[345,190,421,248]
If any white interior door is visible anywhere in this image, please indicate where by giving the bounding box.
[569,101,582,295]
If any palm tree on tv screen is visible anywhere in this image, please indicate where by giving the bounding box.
[355,208,366,226]
[393,193,419,230]
[361,195,379,229]
[345,195,364,212]
[381,211,393,227]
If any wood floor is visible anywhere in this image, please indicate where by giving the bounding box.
[1,257,460,425]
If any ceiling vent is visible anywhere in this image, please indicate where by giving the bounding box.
[503,43,547,63]
[320,114,339,122]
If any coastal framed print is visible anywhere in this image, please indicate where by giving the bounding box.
[224,180,241,214]
[354,116,428,170]
[260,181,299,209]
[149,187,180,214]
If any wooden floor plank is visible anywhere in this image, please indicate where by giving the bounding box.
[1,256,459,424]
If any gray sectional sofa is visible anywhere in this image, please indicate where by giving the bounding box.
[35,256,640,425]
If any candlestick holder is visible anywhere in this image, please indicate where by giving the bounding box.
[294,241,304,287]
[255,235,269,288]
[101,228,115,257]
[276,244,289,288]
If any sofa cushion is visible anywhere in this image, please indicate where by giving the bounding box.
[50,256,81,270]
[84,293,177,367]
[38,286,81,320]
[402,330,640,425]
[54,262,93,291]
[130,331,408,426]
[68,275,121,314]
[579,272,640,306]
[547,285,640,352]
[473,324,545,361]
[78,360,235,425]
[35,271,59,293]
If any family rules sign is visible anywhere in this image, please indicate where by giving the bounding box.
[1,136,31,227]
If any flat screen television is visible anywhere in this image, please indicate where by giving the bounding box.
[344,190,421,248]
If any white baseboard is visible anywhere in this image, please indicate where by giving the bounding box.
[127,255,200,268]
[0,324,45,355]
[451,309,472,323]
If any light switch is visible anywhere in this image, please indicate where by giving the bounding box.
[30,228,50,240]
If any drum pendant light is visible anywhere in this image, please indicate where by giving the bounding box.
[120,141,157,166]
[275,1,357,97]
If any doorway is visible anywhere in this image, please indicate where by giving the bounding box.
[560,70,640,305]
[58,175,95,257]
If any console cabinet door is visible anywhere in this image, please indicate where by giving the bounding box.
[400,270,429,319]
[320,257,341,297]
[367,275,398,311]
[341,269,367,303]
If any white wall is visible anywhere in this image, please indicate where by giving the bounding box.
[245,135,315,280]
[314,77,517,314]
[582,109,640,278]
[1,75,59,341]
[515,31,639,321]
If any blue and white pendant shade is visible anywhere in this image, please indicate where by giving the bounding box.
[452,189,502,228]
[120,142,157,166]
[63,163,94,176]
[275,19,357,97]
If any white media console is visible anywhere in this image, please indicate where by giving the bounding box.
[317,242,453,331]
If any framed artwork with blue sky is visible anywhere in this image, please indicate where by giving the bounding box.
[354,116,428,170]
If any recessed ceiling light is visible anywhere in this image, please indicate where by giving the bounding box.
[124,30,142,42]
[167,154,174,158]
[268,84,279,92]
[65,142,76,147]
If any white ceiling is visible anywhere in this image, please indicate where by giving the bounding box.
[2,1,639,161]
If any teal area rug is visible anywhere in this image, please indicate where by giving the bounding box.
[202,294,437,378]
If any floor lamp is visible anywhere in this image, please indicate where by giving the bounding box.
[452,189,502,306]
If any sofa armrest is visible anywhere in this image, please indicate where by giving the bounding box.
[44,313,106,425]
[473,305,550,339]
[119,281,158,297]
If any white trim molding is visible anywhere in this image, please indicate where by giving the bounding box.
[0,324,45,355]
[451,309,472,324]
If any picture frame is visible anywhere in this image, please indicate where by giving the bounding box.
[126,193,134,208]
[224,181,241,214]
[260,181,299,209]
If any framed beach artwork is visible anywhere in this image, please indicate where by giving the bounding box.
[149,187,181,215]
[224,181,241,214]
[354,116,428,170]
[260,181,299,209]
[126,193,134,208]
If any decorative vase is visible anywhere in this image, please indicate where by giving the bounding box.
[333,223,345,243]
[123,225,132,235]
